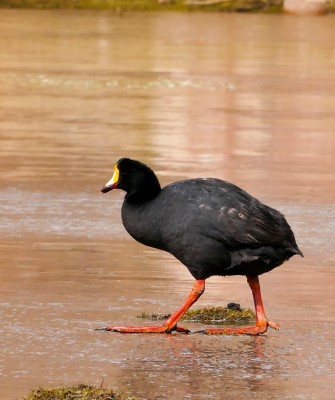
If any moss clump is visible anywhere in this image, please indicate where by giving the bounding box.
[24,384,141,400]
[182,305,255,324]
[137,304,255,325]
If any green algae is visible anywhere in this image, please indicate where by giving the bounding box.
[24,384,141,400]
[137,304,255,324]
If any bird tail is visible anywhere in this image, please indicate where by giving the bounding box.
[292,247,304,257]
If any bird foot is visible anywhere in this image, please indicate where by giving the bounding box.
[199,320,280,336]
[96,324,190,334]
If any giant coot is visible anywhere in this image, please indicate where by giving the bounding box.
[101,158,303,335]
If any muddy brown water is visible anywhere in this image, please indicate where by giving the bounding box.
[1,9,335,400]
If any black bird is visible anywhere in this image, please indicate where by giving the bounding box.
[101,158,303,335]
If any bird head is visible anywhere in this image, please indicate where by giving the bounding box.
[101,158,161,202]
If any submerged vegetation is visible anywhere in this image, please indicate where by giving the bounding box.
[138,304,256,324]
[24,384,141,400]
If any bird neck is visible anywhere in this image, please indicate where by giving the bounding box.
[125,172,161,204]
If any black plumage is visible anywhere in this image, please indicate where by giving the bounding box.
[100,158,302,335]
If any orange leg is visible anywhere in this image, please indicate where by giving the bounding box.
[203,275,280,335]
[100,280,205,334]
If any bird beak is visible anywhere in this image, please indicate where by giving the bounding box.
[101,165,119,193]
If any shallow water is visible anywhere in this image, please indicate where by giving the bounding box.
[0,9,335,400]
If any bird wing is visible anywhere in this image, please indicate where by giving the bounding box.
[165,179,297,251]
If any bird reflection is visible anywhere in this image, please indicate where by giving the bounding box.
[115,334,282,399]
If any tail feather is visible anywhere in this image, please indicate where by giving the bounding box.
[292,247,303,257]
